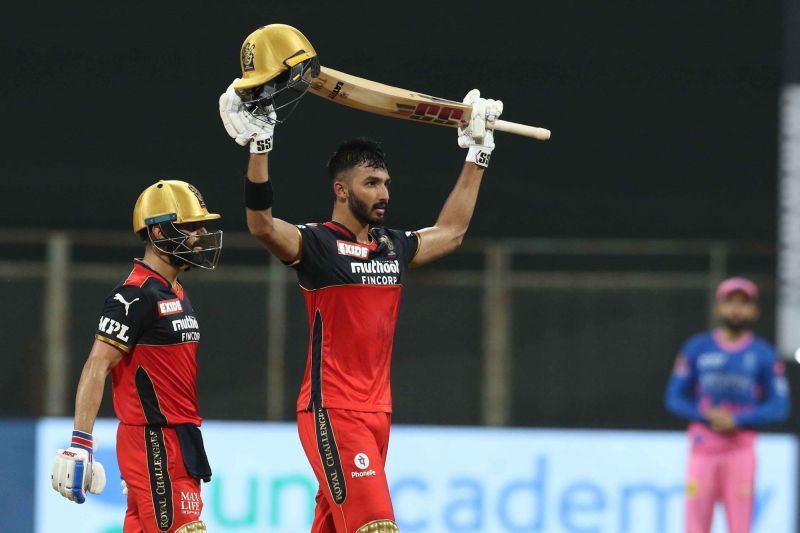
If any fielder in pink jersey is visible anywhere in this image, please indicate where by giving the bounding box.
[665,277,790,533]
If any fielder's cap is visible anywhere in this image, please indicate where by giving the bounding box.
[716,277,758,302]
[133,180,220,233]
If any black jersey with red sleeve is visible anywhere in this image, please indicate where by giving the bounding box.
[291,221,419,413]
[95,260,203,426]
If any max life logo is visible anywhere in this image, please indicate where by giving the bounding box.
[396,101,465,126]
[179,491,201,516]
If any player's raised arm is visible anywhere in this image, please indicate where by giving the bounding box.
[219,80,302,263]
[411,90,502,267]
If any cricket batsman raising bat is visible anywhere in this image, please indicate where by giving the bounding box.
[219,23,530,533]
[228,23,549,142]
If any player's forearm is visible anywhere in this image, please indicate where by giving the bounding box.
[735,398,790,427]
[246,153,275,236]
[247,153,269,183]
[73,357,113,433]
[664,382,706,422]
[433,163,485,248]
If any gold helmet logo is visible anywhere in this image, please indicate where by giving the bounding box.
[241,42,256,72]
[234,24,318,91]
[186,184,207,209]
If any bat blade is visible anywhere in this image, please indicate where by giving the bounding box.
[308,66,550,141]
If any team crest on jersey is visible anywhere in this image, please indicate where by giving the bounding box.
[158,298,184,316]
[337,240,369,259]
[378,235,397,259]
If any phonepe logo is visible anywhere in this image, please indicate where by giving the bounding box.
[354,453,370,470]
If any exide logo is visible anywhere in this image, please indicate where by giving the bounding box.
[158,299,183,317]
[337,240,369,259]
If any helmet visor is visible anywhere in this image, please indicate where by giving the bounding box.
[235,57,319,125]
[150,222,223,270]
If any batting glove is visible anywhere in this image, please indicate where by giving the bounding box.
[458,89,503,168]
[51,430,106,504]
[219,79,276,154]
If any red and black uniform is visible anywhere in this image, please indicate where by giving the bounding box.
[95,260,210,533]
[292,221,418,532]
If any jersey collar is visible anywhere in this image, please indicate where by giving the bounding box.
[132,259,184,298]
[324,221,379,250]
[711,328,755,353]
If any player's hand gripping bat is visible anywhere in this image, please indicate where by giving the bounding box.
[307,66,550,141]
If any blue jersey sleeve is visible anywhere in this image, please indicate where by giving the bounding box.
[735,349,791,427]
[664,349,707,422]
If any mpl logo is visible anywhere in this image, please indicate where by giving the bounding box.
[98,316,130,342]
[158,298,183,317]
[337,240,369,259]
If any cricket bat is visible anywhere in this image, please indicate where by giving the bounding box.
[308,66,551,141]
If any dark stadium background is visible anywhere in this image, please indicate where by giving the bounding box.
[3,1,798,431]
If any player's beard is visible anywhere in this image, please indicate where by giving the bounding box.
[348,190,387,226]
[721,317,753,333]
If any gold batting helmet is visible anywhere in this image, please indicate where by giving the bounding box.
[133,180,221,233]
[234,24,317,91]
[133,180,223,270]
[233,24,320,125]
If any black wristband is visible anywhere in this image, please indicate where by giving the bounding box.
[244,178,273,211]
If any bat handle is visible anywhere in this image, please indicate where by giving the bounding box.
[490,119,551,141]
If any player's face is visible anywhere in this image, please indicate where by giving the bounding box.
[715,291,759,332]
[151,222,217,270]
[177,222,209,247]
[346,165,391,225]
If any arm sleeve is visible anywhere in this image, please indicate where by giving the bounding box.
[386,229,420,266]
[94,285,155,352]
[664,350,707,422]
[735,352,791,427]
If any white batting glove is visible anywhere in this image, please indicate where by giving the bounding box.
[51,431,106,504]
[458,89,503,168]
[121,478,128,496]
[219,79,276,154]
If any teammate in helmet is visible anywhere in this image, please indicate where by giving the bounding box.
[51,180,220,533]
[133,179,223,269]
[220,24,502,533]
